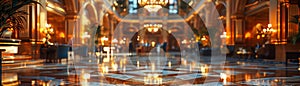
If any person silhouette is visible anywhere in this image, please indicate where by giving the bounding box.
[1,28,13,38]
[161,42,167,52]
[129,41,133,56]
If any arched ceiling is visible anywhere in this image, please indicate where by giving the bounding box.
[48,0,275,23]
[64,0,78,15]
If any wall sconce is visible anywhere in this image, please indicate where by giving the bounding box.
[100,36,108,45]
[81,32,90,38]
[112,38,118,43]
[262,24,276,33]
[220,32,229,39]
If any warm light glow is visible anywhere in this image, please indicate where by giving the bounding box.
[151,63,155,71]
[82,32,90,38]
[111,63,118,71]
[220,73,228,84]
[80,70,91,81]
[49,28,54,33]
[245,74,251,82]
[168,30,172,33]
[45,24,51,28]
[145,24,162,32]
[220,32,228,38]
[201,36,207,41]
[268,24,272,28]
[59,32,65,38]
[168,61,171,68]
[298,58,300,71]
[95,52,100,57]
[153,28,159,32]
[103,47,115,52]
[82,73,90,79]
[112,38,118,43]
[137,61,140,68]
[31,80,35,85]
[42,23,55,44]
[101,37,109,41]
[257,35,260,39]
[138,0,168,6]
[144,5,162,12]
[42,38,47,43]
[2,73,18,84]
[101,37,109,45]
[263,72,267,77]
[245,32,251,38]
[140,40,145,43]
[200,64,208,75]
[151,41,156,47]
[119,40,126,44]
[47,2,65,13]
[144,74,162,85]
[181,39,188,44]
[181,58,187,66]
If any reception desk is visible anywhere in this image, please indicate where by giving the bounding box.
[0,38,21,54]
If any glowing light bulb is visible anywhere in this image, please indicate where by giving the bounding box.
[168,61,171,68]
[268,24,272,28]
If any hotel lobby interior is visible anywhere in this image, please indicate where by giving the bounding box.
[1,0,300,85]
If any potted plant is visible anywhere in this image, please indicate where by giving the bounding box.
[0,0,40,38]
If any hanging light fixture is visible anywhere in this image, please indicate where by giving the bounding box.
[138,0,168,6]
[144,24,162,33]
[138,0,168,13]
[144,5,162,13]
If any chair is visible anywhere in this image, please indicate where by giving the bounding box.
[40,45,48,59]
[57,45,70,63]
[47,45,57,63]
[226,45,235,57]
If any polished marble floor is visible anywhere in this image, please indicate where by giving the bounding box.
[3,54,300,86]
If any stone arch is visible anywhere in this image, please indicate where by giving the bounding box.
[216,0,227,7]
[168,26,184,34]
[71,0,226,85]
[216,3,226,16]
[73,0,99,56]
[113,8,200,69]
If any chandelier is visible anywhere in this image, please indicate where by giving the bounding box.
[138,0,168,6]
[144,24,162,33]
[138,0,168,13]
[262,24,276,34]
[144,5,162,13]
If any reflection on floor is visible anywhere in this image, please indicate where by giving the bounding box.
[2,54,300,86]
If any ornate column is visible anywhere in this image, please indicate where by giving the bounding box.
[232,0,247,44]
[287,0,299,39]
[37,0,47,40]
[65,0,79,43]
[31,0,47,58]
[139,17,145,42]
[162,16,168,42]
[269,0,279,41]
[232,14,244,43]
[65,14,78,43]
[226,0,234,45]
